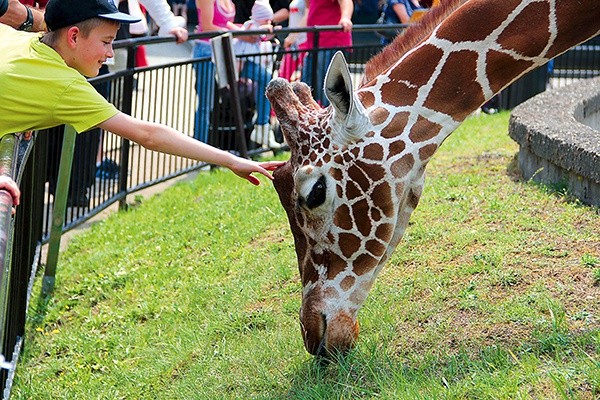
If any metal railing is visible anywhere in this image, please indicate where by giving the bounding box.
[0,25,598,398]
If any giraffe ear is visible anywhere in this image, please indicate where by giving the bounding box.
[324,52,368,143]
[325,52,354,117]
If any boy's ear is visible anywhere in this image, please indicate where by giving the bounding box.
[66,26,81,47]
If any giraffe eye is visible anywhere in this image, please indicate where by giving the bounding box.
[305,176,327,209]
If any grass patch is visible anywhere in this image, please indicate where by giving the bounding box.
[13,112,600,399]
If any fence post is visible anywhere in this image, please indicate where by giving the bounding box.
[42,125,76,295]
[310,29,320,99]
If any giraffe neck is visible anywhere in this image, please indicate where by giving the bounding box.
[358,0,600,148]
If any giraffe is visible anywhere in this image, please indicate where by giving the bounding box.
[266,0,600,357]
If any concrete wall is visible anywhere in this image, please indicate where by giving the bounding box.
[509,77,600,207]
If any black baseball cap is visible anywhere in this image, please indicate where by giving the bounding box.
[45,0,141,31]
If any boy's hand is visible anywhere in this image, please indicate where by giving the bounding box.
[0,175,21,215]
[230,159,285,185]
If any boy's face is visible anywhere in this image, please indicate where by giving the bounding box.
[69,20,119,77]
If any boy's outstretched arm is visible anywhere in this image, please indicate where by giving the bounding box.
[99,113,284,185]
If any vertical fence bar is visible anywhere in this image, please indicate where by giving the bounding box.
[118,47,136,210]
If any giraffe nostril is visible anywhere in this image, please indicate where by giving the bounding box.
[316,313,328,358]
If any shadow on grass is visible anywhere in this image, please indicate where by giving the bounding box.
[280,327,599,399]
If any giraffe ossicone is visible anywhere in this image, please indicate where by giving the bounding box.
[266,0,600,357]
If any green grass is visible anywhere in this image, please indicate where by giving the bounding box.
[13,112,600,399]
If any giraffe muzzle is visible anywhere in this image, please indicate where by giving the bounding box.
[300,305,360,357]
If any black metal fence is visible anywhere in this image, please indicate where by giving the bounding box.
[0,25,598,398]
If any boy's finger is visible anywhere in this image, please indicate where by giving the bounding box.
[247,175,260,185]
[260,161,285,171]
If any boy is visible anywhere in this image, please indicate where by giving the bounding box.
[0,0,283,208]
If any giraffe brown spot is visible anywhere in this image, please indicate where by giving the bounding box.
[388,44,443,88]
[346,180,363,200]
[301,252,320,285]
[356,160,386,182]
[358,90,375,108]
[381,112,409,139]
[336,183,343,198]
[389,139,406,156]
[338,232,362,259]
[301,144,310,156]
[331,167,343,181]
[371,182,394,217]
[323,138,331,148]
[380,80,419,109]
[486,50,535,94]
[419,143,438,162]
[406,188,421,210]
[353,253,378,276]
[362,142,385,162]
[408,116,442,144]
[390,153,414,177]
[309,152,317,162]
[423,50,485,121]
[327,252,348,281]
[354,199,373,237]
[323,286,338,299]
[327,232,334,243]
[334,204,354,230]
[375,223,393,242]
[549,0,600,59]
[369,107,390,126]
[333,154,343,165]
[349,289,365,305]
[370,207,381,222]
[436,0,515,43]
[498,2,550,58]
[365,238,386,258]
[340,275,356,291]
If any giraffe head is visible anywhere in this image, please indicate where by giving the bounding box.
[267,54,418,356]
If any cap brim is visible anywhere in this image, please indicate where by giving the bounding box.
[98,12,141,24]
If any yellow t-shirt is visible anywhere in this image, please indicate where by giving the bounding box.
[0,24,119,137]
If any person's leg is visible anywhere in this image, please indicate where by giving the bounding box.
[193,41,215,143]
[301,52,314,92]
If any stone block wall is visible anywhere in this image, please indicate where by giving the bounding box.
[509,77,600,207]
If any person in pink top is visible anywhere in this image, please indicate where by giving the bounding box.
[301,0,352,106]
